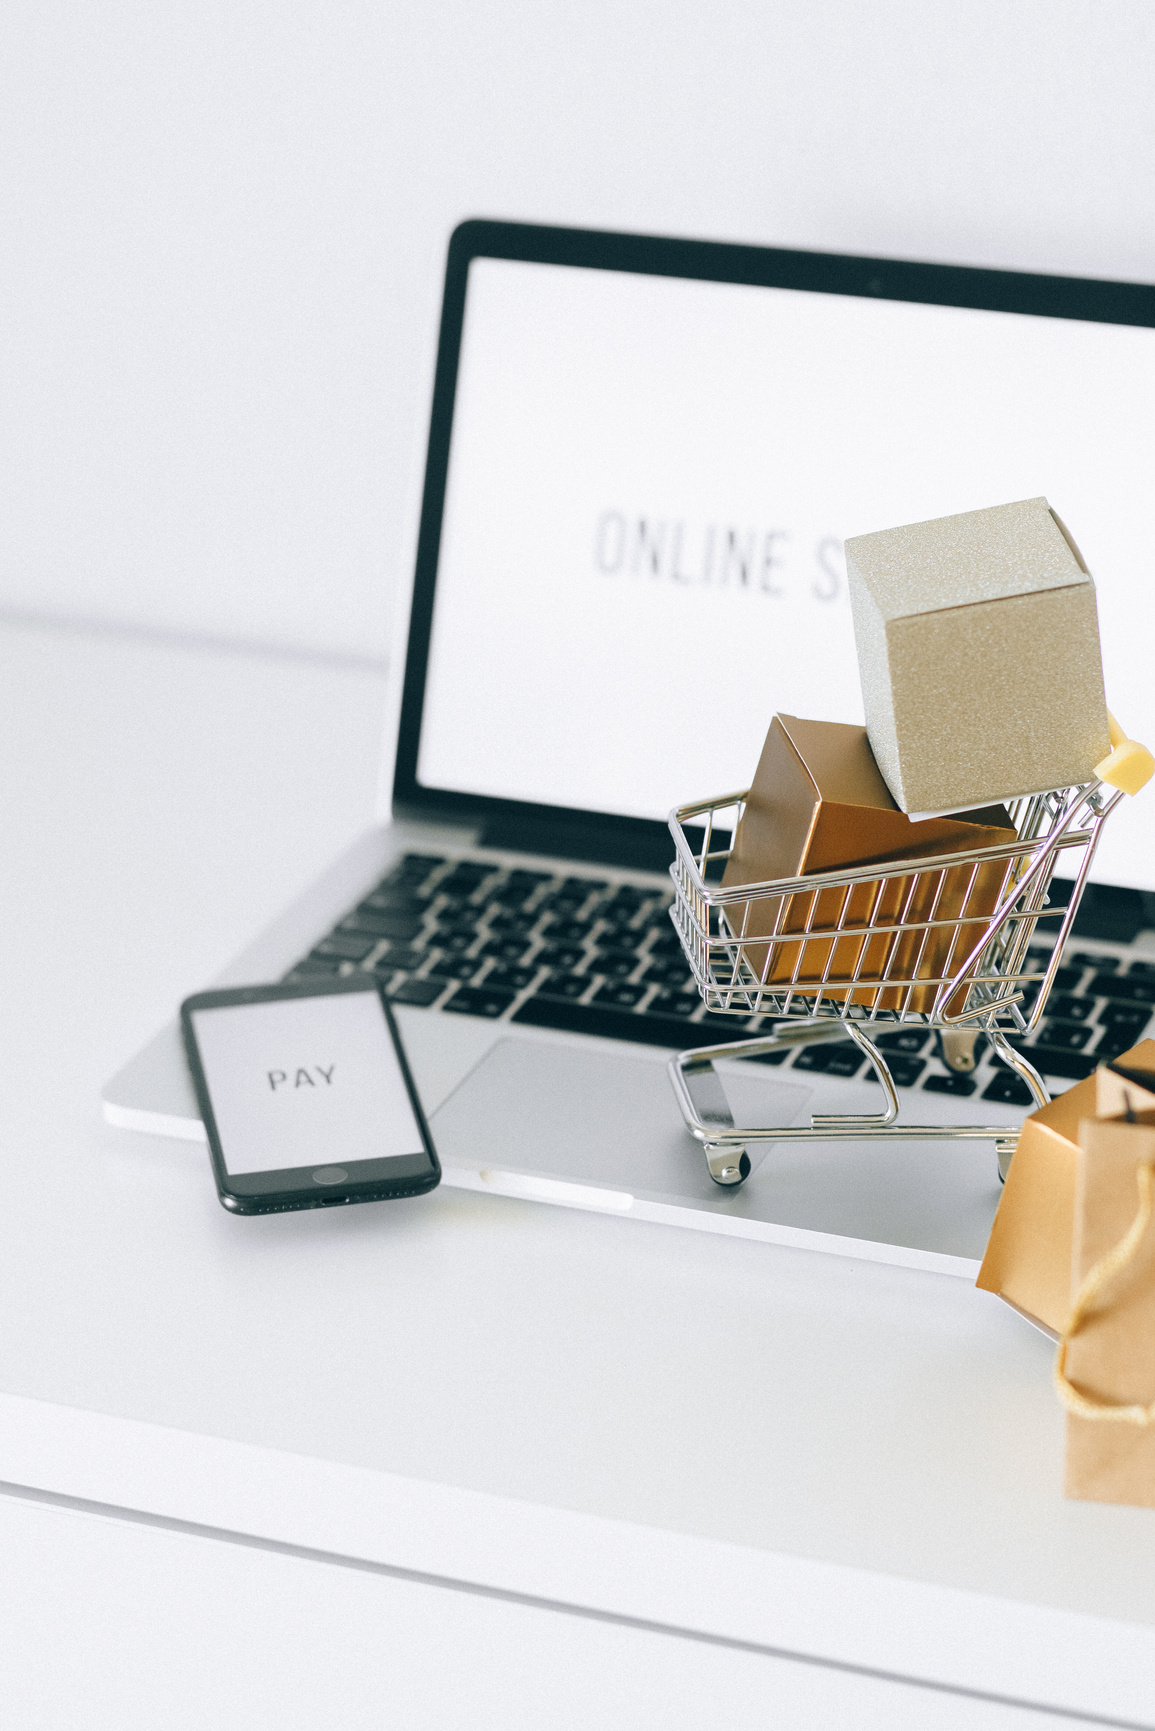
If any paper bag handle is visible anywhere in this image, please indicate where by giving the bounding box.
[1054,1160,1155,1426]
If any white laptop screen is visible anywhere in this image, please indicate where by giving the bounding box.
[409,240,1155,888]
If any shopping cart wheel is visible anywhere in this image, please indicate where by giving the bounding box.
[704,1144,752,1188]
[676,1056,754,1186]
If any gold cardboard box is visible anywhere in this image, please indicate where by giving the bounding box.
[976,1039,1155,1337]
[845,497,1110,815]
[721,714,1015,1012]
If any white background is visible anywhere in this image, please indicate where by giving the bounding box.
[2,2,1155,664]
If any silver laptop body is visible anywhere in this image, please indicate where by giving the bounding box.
[104,221,1155,1279]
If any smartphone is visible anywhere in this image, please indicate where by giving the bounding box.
[180,975,440,1215]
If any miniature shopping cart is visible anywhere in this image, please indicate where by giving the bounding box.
[666,718,1154,1188]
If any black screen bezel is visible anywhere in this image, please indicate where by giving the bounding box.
[180,975,441,1214]
[392,217,1155,870]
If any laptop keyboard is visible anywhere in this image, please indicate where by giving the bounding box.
[284,853,1155,1107]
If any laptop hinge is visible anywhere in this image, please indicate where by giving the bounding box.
[479,814,676,875]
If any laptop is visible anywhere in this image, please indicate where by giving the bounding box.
[103,220,1155,1279]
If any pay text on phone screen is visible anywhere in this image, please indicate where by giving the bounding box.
[190,993,423,1175]
[416,257,1155,888]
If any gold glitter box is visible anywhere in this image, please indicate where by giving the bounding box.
[845,497,1111,816]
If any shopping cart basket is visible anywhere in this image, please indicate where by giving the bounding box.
[666,717,1154,1187]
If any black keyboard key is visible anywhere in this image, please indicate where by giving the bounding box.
[489,876,548,907]
[605,884,647,906]
[440,862,491,887]
[982,1070,1035,1107]
[441,984,516,1019]
[1043,993,1093,1023]
[645,958,696,988]
[538,881,599,912]
[596,928,644,952]
[541,918,591,945]
[486,897,531,918]
[1091,972,1155,1005]
[285,955,343,978]
[538,894,586,918]
[1072,951,1119,971]
[391,853,445,879]
[434,910,481,935]
[1050,966,1083,993]
[432,931,475,955]
[315,932,379,961]
[1094,1028,1150,1061]
[697,1010,758,1036]
[480,935,531,963]
[595,951,640,980]
[360,889,427,914]
[512,997,756,1049]
[792,1042,859,1075]
[426,956,484,982]
[1097,1001,1151,1031]
[372,944,425,972]
[873,1029,929,1054]
[645,988,700,1019]
[593,982,647,1010]
[536,944,585,971]
[483,907,528,933]
[790,1044,834,1073]
[884,1055,926,1088]
[342,909,423,941]
[648,927,686,957]
[1010,1043,1097,1080]
[537,971,591,1001]
[388,977,445,1007]
[1127,959,1155,976]
[433,895,485,920]
[922,1072,977,1097]
[1040,1021,1094,1051]
[482,963,539,992]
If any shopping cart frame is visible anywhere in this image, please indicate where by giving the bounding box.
[666,723,1152,1188]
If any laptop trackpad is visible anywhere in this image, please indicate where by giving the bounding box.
[430,1037,811,1206]
[430,1037,1004,1265]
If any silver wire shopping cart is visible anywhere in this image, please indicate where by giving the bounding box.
[666,718,1154,1188]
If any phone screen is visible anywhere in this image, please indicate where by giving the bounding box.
[187,986,429,1183]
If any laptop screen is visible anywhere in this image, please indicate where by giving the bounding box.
[399,226,1155,888]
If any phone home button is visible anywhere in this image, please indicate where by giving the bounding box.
[312,1166,349,1185]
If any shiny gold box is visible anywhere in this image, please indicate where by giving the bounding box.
[845,497,1110,815]
[720,714,1015,1011]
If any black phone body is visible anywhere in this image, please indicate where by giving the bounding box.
[180,976,440,1215]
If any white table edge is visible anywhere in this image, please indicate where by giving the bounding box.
[0,1390,1149,1725]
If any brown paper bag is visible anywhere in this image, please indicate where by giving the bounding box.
[976,1038,1155,1338]
[1058,1114,1155,1506]
[1095,1059,1155,1123]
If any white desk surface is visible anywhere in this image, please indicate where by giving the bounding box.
[2,617,1153,1728]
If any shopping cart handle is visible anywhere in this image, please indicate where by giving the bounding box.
[1096,711,1155,796]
